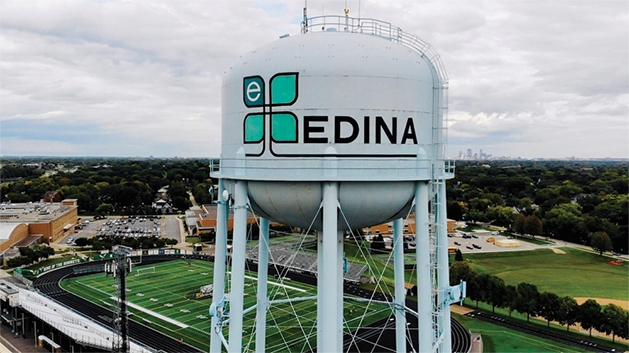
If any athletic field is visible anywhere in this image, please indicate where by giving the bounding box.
[61,259,390,352]
[464,247,628,300]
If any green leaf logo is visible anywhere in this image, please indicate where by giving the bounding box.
[243,72,300,150]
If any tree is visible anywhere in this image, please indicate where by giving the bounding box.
[449,261,476,286]
[544,203,585,242]
[171,196,191,212]
[95,203,114,216]
[6,192,31,203]
[578,299,602,337]
[454,249,463,261]
[74,238,91,247]
[557,296,579,332]
[486,206,515,227]
[486,275,506,313]
[474,273,492,308]
[600,303,627,342]
[523,215,543,236]
[466,209,487,224]
[371,234,385,254]
[590,231,612,255]
[537,292,561,327]
[513,214,525,234]
[447,200,464,221]
[514,282,539,322]
[503,285,518,317]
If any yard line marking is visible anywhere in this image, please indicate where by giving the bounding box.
[228,272,307,293]
[110,297,189,329]
[78,280,190,329]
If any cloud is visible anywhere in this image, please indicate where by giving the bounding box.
[1,0,627,158]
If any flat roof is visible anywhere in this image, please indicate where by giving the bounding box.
[0,201,76,223]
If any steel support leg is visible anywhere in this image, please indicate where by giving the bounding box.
[228,180,248,353]
[210,179,228,353]
[255,218,270,353]
[437,181,451,353]
[415,182,432,352]
[393,218,407,352]
[317,181,342,353]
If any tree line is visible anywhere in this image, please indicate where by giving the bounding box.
[450,260,629,342]
[0,158,215,215]
[447,160,627,254]
[5,245,55,268]
[1,158,626,253]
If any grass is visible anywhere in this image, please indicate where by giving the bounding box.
[462,300,629,352]
[61,259,389,352]
[511,235,555,245]
[453,312,592,353]
[462,247,629,300]
[185,236,202,244]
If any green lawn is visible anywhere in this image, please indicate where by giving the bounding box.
[61,259,389,352]
[461,300,629,352]
[511,235,555,245]
[462,247,628,300]
[453,313,592,353]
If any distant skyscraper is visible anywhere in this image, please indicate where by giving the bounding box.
[466,149,472,158]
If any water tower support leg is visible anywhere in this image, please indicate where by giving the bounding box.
[393,218,407,352]
[318,181,342,353]
[437,181,452,353]
[255,217,270,353]
[228,180,249,353]
[336,227,344,347]
[415,182,432,352]
[210,179,228,353]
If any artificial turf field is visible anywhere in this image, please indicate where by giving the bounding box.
[60,259,389,352]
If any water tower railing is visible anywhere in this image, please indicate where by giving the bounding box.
[211,157,454,181]
[301,15,448,85]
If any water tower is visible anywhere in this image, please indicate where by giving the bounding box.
[210,13,465,353]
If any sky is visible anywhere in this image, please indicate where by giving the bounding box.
[1,0,627,159]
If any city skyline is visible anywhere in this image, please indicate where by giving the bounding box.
[1,0,627,159]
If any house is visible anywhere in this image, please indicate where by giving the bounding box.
[152,199,172,213]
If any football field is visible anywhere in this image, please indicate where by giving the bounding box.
[61,259,390,352]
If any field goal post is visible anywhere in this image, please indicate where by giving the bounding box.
[135,267,155,277]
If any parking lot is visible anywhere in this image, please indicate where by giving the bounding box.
[59,215,183,246]
[94,216,163,238]
[448,232,543,254]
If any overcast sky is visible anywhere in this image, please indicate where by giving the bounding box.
[1,0,627,159]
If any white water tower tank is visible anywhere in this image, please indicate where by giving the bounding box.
[218,26,444,231]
